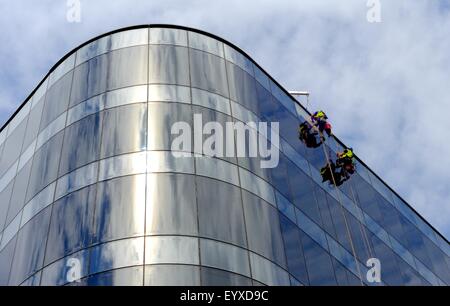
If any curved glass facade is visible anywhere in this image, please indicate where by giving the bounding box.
[0,25,449,286]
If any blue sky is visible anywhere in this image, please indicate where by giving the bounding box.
[0,0,449,239]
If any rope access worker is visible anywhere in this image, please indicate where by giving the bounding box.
[336,148,356,182]
[311,110,332,137]
[299,121,321,148]
[320,160,343,186]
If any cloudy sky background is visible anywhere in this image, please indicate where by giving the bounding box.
[0,0,449,239]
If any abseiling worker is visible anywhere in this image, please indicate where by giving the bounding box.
[299,121,321,148]
[336,148,356,182]
[311,110,332,137]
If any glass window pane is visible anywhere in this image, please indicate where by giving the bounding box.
[148,102,192,151]
[295,209,328,251]
[67,94,105,126]
[201,267,252,286]
[145,236,199,265]
[268,153,292,202]
[48,54,75,87]
[85,266,143,286]
[146,173,198,236]
[287,164,318,214]
[39,71,73,131]
[300,231,337,286]
[5,160,31,227]
[59,113,102,176]
[249,252,290,286]
[150,28,187,46]
[279,214,309,285]
[89,237,144,274]
[200,239,250,277]
[147,151,195,174]
[31,78,48,108]
[224,44,254,76]
[9,207,51,285]
[190,49,229,97]
[149,45,189,86]
[145,264,200,286]
[0,211,20,251]
[21,182,55,227]
[107,45,148,91]
[26,131,64,203]
[276,190,296,224]
[36,112,66,150]
[148,84,191,103]
[22,97,45,151]
[101,103,147,159]
[41,249,89,286]
[93,175,146,243]
[192,88,231,115]
[105,85,147,109]
[70,53,108,107]
[55,162,98,200]
[243,191,286,268]
[370,233,405,285]
[270,80,296,115]
[254,65,271,92]
[239,167,276,206]
[76,35,111,66]
[0,181,13,231]
[188,32,224,57]
[196,156,239,186]
[0,237,16,285]
[20,271,41,286]
[45,186,96,264]
[98,152,147,181]
[192,105,236,164]
[0,118,26,176]
[197,176,247,247]
[227,62,258,114]
[111,28,148,50]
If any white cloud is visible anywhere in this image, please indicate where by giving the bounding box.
[0,0,449,239]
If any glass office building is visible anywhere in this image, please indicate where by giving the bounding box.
[0,25,448,286]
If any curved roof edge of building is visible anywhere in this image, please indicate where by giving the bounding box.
[2,24,448,244]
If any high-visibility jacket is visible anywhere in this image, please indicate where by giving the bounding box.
[339,149,353,159]
[312,111,326,120]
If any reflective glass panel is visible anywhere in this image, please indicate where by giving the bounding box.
[146,173,198,236]
[145,264,200,286]
[145,236,199,265]
[89,237,144,274]
[93,175,146,243]
[70,53,109,107]
[107,45,148,91]
[26,131,64,202]
[59,113,103,176]
[188,32,224,57]
[190,49,229,97]
[150,28,188,46]
[200,239,250,277]
[39,71,73,131]
[45,185,96,264]
[101,103,147,159]
[242,191,286,268]
[9,207,51,285]
[148,45,189,86]
[197,176,247,247]
[201,267,252,286]
[148,102,192,151]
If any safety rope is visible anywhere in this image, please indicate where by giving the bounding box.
[331,135,374,260]
[304,115,365,286]
[347,180,375,260]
